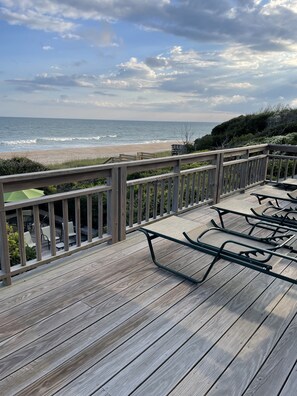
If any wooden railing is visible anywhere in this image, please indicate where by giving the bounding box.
[1,143,295,286]
[266,144,297,183]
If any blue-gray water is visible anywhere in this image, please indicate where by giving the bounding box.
[0,117,217,152]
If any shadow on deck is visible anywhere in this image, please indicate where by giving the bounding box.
[0,187,296,395]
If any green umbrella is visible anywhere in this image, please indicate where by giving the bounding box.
[4,189,44,202]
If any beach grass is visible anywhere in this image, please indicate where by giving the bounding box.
[47,150,172,170]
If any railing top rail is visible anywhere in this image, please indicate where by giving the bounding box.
[2,184,111,211]
[268,144,297,153]
[268,153,297,160]
[0,143,270,192]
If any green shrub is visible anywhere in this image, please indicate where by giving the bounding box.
[7,225,36,265]
[0,157,48,175]
[194,106,297,150]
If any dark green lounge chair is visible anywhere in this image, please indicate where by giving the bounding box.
[140,216,297,285]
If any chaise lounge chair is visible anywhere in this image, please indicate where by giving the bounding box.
[212,199,297,230]
[140,216,297,285]
[251,185,297,207]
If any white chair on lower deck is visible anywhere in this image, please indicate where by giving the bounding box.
[62,221,77,245]
[62,221,76,238]
[41,226,60,249]
[24,231,36,249]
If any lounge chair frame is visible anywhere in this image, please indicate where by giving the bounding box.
[212,200,297,230]
[140,217,297,285]
[251,188,297,207]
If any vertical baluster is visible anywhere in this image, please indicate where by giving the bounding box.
[75,197,81,247]
[179,174,185,209]
[277,158,282,181]
[153,181,158,219]
[62,199,69,251]
[145,183,150,221]
[254,158,259,184]
[284,158,289,180]
[167,178,172,214]
[129,185,134,227]
[239,161,243,188]
[33,205,42,261]
[270,158,275,181]
[160,180,165,217]
[247,161,251,186]
[17,208,26,266]
[234,164,238,190]
[237,163,242,189]
[87,195,93,243]
[98,192,103,238]
[196,172,201,204]
[222,166,227,195]
[48,202,57,256]
[201,170,206,201]
[292,159,297,178]
[185,174,190,208]
[206,169,212,199]
[137,184,143,224]
[254,158,261,183]
[191,173,196,205]
[228,165,235,192]
[251,160,255,184]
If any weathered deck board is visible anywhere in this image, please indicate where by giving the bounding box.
[0,186,296,396]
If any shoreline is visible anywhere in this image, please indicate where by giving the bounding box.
[0,141,177,165]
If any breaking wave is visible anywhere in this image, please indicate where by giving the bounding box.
[0,135,118,146]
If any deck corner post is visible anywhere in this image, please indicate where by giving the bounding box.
[0,184,12,286]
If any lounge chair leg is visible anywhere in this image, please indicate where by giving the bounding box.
[142,230,219,284]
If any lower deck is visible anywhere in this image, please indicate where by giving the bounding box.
[0,188,296,395]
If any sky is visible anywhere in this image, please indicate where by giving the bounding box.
[0,0,297,122]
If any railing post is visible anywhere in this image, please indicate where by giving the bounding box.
[118,165,127,241]
[213,152,224,204]
[172,159,181,213]
[0,184,11,286]
[107,167,119,244]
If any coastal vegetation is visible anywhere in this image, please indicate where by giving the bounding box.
[0,157,47,175]
[194,105,297,150]
[7,224,36,265]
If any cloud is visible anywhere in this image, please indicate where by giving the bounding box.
[6,40,295,114]
[6,73,98,91]
[1,1,297,51]
[42,45,54,50]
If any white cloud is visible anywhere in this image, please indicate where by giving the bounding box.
[42,45,53,50]
[1,1,297,50]
[2,1,297,120]
[261,0,297,15]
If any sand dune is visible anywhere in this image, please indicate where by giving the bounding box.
[0,141,177,165]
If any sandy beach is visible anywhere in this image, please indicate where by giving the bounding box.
[0,141,177,165]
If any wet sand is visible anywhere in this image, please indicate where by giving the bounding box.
[0,141,177,165]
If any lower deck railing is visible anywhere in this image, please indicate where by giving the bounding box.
[0,143,295,285]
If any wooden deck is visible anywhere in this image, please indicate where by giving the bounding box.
[0,189,296,395]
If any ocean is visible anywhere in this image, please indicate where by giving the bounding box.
[0,117,217,152]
